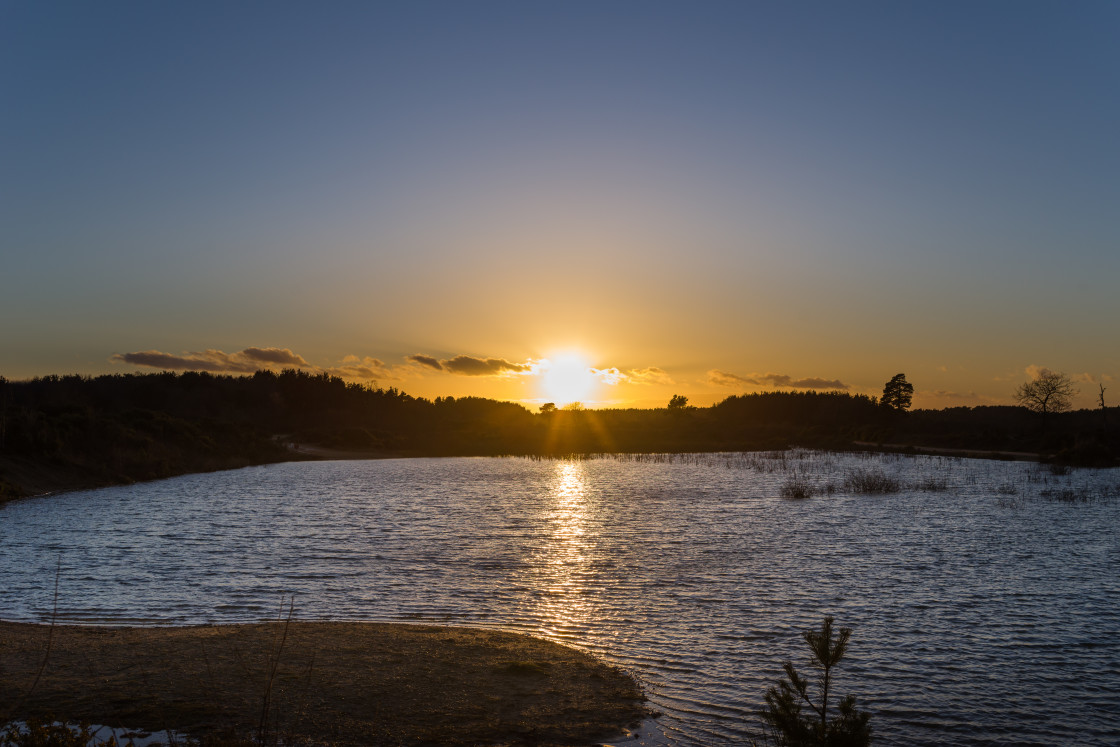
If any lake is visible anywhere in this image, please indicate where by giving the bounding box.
[2,451,1118,745]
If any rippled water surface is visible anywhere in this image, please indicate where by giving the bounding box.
[3,452,1119,745]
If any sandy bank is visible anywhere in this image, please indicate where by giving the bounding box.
[0,620,647,746]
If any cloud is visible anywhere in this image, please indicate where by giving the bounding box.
[624,366,675,385]
[1072,372,1097,384]
[782,376,849,390]
[407,354,443,371]
[590,367,627,385]
[113,347,399,382]
[325,355,396,381]
[707,369,755,387]
[441,355,531,376]
[1024,364,1054,381]
[241,347,311,367]
[706,369,849,390]
[112,349,261,373]
[113,347,311,374]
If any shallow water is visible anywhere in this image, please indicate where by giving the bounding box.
[2,452,1119,745]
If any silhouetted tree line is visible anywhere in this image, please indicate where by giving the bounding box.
[1,370,1116,499]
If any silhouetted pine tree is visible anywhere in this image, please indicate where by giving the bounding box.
[760,616,871,746]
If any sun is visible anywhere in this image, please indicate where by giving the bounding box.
[540,353,596,406]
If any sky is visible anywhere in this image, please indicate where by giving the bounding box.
[2,1,1118,410]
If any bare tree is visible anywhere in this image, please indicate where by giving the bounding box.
[1013,369,1077,415]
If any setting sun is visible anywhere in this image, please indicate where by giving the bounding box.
[540,353,596,406]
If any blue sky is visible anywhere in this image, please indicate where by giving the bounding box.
[3,1,1118,408]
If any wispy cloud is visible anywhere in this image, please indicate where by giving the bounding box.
[706,369,849,390]
[325,355,397,381]
[591,367,628,385]
[706,369,754,387]
[618,366,675,385]
[1024,364,1055,381]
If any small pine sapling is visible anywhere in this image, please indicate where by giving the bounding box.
[760,616,871,746]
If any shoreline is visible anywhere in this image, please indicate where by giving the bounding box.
[0,619,648,746]
[1,442,1061,505]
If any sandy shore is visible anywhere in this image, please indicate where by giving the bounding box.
[0,620,647,746]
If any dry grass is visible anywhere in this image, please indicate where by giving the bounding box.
[0,621,647,746]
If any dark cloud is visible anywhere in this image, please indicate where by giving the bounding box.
[111,351,229,374]
[707,369,756,387]
[441,355,530,376]
[113,347,395,381]
[782,376,849,390]
[241,347,310,366]
[707,369,848,390]
[112,349,256,373]
[408,354,443,371]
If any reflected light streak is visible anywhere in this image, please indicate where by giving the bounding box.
[529,460,598,638]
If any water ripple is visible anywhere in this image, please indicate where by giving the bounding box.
[1,452,1119,745]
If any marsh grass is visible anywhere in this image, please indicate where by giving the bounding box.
[913,476,949,492]
[779,476,816,500]
[1040,488,1091,503]
[842,469,901,494]
[1039,482,1120,504]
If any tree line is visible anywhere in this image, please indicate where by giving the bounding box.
[1,369,1116,499]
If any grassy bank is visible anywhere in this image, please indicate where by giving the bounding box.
[0,620,647,746]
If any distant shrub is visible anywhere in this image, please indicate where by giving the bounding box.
[779,476,815,500]
[843,468,901,494]
[1040,487,1093,504]
[914,476,948,492]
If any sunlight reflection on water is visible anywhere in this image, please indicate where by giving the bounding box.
[530,461,593,639]
[2,452,1119,745]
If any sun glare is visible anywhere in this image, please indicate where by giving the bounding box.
[541,353,595,405]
